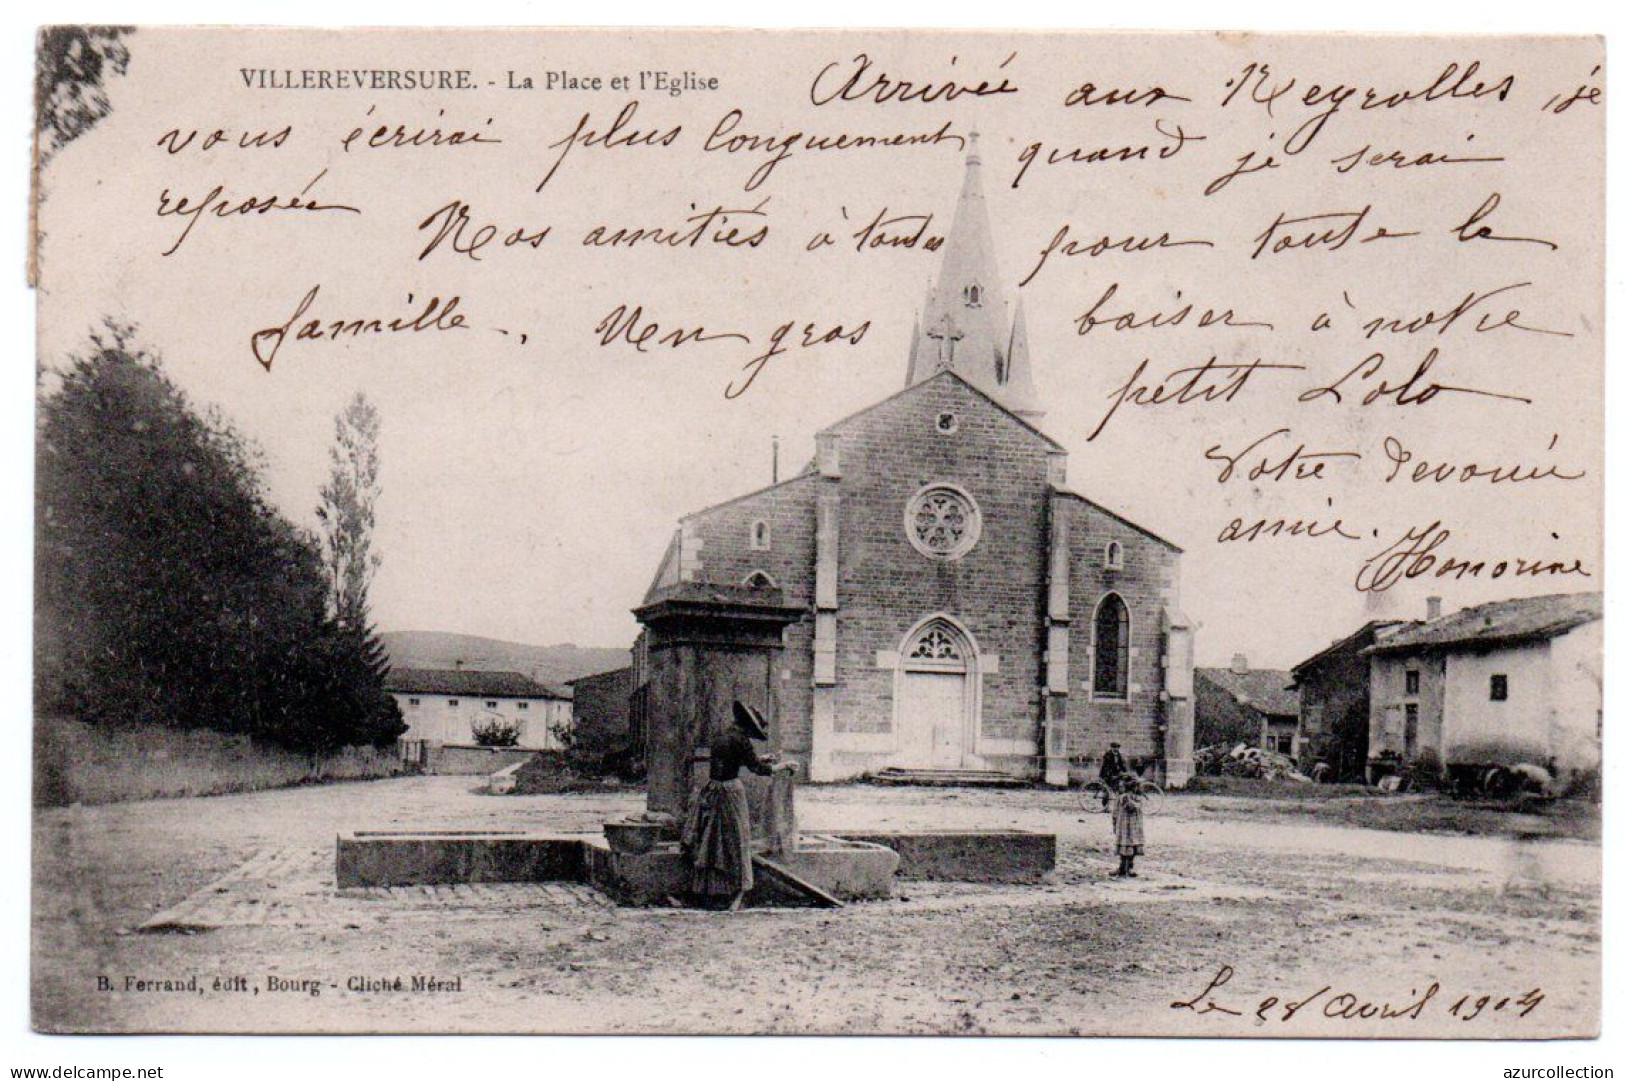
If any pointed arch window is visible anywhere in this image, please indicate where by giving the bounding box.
[743,570,778,590]
[964,283,982,307]
[1092,593,1130,700]
[907,624,965,664]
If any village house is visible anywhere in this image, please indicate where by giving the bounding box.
[1194,655,1299,757]
[385,665,572,750]
[630,138,1196,787]
[1289,618,1415,782]
[1363,592,1602,792]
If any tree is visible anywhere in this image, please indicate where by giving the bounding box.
[313,392,403,748]
[34,27,132,172]
[316,393,381,633]
[35,327,403,751]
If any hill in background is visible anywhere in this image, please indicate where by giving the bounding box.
[380,631,630,688]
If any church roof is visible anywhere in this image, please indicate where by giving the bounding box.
[677,472,818,523]
[1056,489,1182,553]
[821,368,1065,453]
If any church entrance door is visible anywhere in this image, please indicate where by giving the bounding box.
[895,619,976,770]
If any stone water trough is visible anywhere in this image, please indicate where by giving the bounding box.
[336,770,1055,906]
[337,584,1055,907]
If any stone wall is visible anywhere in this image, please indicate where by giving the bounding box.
[424,744,538,776]
[570,666,634,759]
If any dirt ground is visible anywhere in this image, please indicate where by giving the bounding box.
[32,777,1600,1037]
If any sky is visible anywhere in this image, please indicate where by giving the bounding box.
[33,28,1605,671]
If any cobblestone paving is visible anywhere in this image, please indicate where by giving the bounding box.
[138,845,615,932]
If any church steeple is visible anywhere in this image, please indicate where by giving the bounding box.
[906,132,1044,425]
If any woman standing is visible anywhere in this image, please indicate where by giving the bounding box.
[1111,778,1146,878]
[682,700,792,911]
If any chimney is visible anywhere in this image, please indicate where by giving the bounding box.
[1426,596,1443,621]
[1231,653,1249,675]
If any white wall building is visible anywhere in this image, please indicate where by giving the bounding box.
[385,666,573,749]
[1365,592,1601,789]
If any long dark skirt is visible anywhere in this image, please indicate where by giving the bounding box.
[683,778,753,896]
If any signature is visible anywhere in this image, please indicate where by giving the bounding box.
[1354,521,1591,593]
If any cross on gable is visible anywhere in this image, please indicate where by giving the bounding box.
[925,312,964,369]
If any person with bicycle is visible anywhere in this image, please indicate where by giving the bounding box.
[1097,742,1129,810]
[1111,776,1146,878]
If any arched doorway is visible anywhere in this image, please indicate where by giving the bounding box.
[893,616,980,769]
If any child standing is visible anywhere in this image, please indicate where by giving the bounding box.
[1111,778,1145,878]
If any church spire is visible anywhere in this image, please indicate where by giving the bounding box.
[1005,297,1041,424]
[905,311,923,385]
[906,131,1042,423]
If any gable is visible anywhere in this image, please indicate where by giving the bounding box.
[822,370,1064,456]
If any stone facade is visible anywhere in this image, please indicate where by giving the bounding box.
[633,146,1196,787]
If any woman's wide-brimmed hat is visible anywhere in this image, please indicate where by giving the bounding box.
[732,700,769,740]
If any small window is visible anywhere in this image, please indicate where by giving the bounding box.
[1404,703,1419,749]
[1404,670,1420,696]
[964,283,982,307]
[1490,674,1508,701]
[447,699,459,707]
[1104,541,1124,571]
[407,698,420,708]
[485,700,498,709]
[936,411,958,434]
[750,520,771,551]
[517,702,529,711]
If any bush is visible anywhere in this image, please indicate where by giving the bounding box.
[471,715,522,747]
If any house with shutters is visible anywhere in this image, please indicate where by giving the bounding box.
[385,665,573,750]
[1363,592,1602,790]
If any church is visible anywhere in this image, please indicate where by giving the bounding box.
[632,139,1196,788]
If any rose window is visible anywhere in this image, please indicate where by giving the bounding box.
[904,484,982,560]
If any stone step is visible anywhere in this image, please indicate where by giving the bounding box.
[869,767,1030,788]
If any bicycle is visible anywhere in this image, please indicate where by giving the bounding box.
[1078,778,1165,816]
